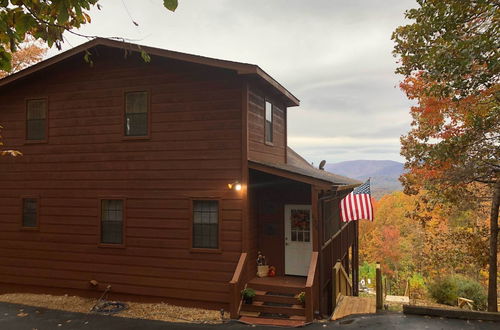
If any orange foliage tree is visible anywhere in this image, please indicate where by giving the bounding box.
[393,0,499,311]
[0,39,46,156]
[360,191,490,295]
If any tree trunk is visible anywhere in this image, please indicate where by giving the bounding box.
[488,178,499,312]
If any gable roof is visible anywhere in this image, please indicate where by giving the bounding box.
[249,147,361,187]
[0,38,299,107]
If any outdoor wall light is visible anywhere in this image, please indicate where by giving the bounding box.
[228,181,242,191]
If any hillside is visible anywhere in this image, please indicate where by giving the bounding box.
[325,160,404,199]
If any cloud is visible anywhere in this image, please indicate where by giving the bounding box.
[50,0,417,164]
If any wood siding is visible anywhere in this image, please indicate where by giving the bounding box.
[248,170,311,276]
[0,47,245,308]
[247,85,287,164]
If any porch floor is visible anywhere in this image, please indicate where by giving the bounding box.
[247,276,306,288]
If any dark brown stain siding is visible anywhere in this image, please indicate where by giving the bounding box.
[247,85,287,164]
[0,47,244,308]
[248,170,311,277]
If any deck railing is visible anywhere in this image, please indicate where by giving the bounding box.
[305,251,319,322]
[229,252,248,319]
[332,260,353,311]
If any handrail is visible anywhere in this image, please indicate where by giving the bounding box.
[305,251,319,322]
[229,252,248,319]
[332,261,353,312]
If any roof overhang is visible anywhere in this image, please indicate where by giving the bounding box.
[0,38,300,107]
[249,161,333,190]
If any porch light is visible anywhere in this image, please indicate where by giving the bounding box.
[228,181,242,191]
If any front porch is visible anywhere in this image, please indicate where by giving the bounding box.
[229,161,359,324]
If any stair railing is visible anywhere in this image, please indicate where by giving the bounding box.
[332,260,353,311]
[305,251,319,322]
[229,252,248,319]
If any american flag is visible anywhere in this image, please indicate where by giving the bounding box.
[340,179,373,222]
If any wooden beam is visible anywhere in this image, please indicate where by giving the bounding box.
[241,81,249,253]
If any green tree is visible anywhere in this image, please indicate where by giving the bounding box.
[393,0,499,311]
[0,0,179,71]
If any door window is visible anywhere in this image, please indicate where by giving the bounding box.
[290,208,310,242]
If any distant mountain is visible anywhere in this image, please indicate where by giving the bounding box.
[325,160,404,199]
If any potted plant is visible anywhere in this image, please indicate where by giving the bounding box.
[297,292,306,307]
[241,288,256,304]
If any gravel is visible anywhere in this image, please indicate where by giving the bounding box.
[0,293,224,324]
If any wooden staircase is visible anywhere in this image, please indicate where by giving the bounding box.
[239,276,307,327]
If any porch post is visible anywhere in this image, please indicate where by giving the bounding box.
[311,186,320,317]
[353,221,359,296]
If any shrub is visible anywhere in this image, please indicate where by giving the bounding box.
[454,275,487,311]
[409,273,426,299]
[428,276,458,306]
[428,275,487,310]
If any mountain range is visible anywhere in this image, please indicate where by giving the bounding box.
[325,160,404,199]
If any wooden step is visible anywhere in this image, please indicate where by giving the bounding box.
[240,301,305,316]
[247,283,304,295]
[254,290,299,305]
[239,316,306,327]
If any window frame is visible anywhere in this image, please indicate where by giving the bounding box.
[25,98,48,144]
[189,198,222,254]
[264,99,273,145]
[98,197,126,248]
[20,196,40,231]
[122,90,151,140]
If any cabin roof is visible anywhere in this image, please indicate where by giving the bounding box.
[249,147,361,187]
[0,38,299,107]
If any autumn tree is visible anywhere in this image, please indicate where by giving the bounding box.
[393,0,499,311]
[0,39,46,156]
[0,0,179,71]
[0,38,45,78]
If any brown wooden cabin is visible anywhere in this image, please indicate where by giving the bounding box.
[0,38,360,322]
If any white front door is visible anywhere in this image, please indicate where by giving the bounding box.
[284,204,312,276]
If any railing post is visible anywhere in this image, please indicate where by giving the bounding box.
[305,252,318,322]
[332,264,337,312]
[229,253,247,319]
[376,262,383,310]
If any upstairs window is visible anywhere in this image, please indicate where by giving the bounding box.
[265,101,273,143]
[125,91,149,137]
[101,199,124,245]
[22,198,38,228]
[192,200,219,249]
[26,99,47,141]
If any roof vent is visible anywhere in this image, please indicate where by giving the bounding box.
[319,160,326,170]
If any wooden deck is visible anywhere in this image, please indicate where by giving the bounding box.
[332,296,376,320]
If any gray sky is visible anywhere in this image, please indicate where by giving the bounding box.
[53,0,416,165]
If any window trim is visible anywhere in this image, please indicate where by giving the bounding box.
[264,99,273,145]
[25,97,49,144]
[122,89,151,140]
[189,198,222,254]
[20,196,40,231]
[98,197,127,248]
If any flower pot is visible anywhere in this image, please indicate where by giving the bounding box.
[257,265,269,278]
[243,297,253,304]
